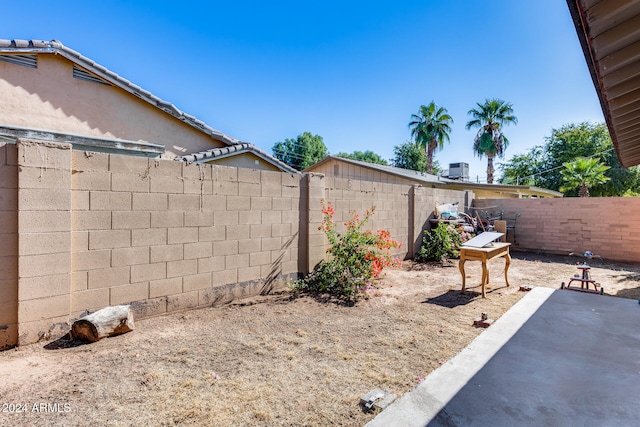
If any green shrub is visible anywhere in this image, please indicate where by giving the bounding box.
[416,223,472,262]
[293,200,401,302]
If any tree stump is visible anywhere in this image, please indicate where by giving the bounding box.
[71,305,135,343]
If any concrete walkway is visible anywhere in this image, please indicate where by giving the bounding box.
[367,287,640,426]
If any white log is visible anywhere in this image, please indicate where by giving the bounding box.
[71,305,135,342]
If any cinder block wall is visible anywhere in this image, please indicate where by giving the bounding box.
[324,177,410,257]
[0,143,18,349]
[69,150,304,328]
[474,198,640,262]
[412,187,474,255]
[5,138,474,348]
[17,140,72,345]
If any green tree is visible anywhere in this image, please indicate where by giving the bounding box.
[560,157,611,197]
[408,102,453,174]
[335,150,388,165]
[466,99,518,184]
[498,146,545,186]
[541,122,640,196]
[391,140,441,173]
[272,132,328,171]
[500,122,640,196]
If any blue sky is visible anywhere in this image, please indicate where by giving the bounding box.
[3,0,604,181]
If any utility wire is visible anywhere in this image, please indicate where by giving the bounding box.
[511,147,615,184]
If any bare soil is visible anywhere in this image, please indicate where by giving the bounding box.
[1,252,639,426]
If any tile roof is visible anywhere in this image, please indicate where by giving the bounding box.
[0,39,241,147]
[178,142,300,174]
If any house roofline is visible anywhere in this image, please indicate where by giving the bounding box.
[305,155,451,185]
[307,156,562,197]
[178,142,300,174]
[0,39,242,147]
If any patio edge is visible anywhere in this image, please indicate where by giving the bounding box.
[366,286,555,427]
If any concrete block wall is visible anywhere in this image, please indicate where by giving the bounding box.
[474,198,640,262]
[17,140,72,343]
[3,138,478,348]
[17,140,72,345]
[70,151,303,325]
[321,178,471,259]
[411,187,473,256]
[324,177,410,258]
[0,142,18,349]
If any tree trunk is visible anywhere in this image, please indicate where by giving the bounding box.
[579,184,590,197]
[486,155,495,184]
[427,144,434,174]
[71,305,135,342]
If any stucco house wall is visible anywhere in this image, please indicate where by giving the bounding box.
[313,158,419,185]
[0,54,224,159]
[208,152,281,172]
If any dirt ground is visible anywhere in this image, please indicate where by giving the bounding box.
[1,252,639,427]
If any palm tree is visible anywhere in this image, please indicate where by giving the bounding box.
[408,102,453,174]
[560,157,610,197]
[466,99,518,183]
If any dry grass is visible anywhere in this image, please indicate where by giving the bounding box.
[1,252,639,426]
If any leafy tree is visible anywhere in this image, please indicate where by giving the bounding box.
[335,150,388,165]
[391,140,429,172]
[560,157,610,197]
[500,122,640,196]
[272,132,328,171]
[540,122,610,191]
[541,122,640,196]
[499,146,545,186]
[466,99,518,184]
[408,102,453,174]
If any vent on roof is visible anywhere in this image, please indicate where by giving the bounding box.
[0,54,37,68]
[73,65,112,86]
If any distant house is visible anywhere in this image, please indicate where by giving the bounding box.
[305,156,562,198]
[0,39,295,173]
[177,143,297,173]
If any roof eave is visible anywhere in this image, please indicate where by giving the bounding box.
[566,1,628,167]
[0,124,164,157]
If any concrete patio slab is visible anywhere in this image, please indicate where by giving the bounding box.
[367,287,640,427]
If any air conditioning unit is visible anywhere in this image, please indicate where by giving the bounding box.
[448,162,469,180]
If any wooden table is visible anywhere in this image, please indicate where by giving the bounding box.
[459,242,511,298]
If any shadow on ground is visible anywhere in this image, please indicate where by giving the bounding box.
[43,333,90,350]
[423,290,480,308]
[616,286,640,300]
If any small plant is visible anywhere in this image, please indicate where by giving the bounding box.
[293,200,401,302]
[416,223,472,262]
